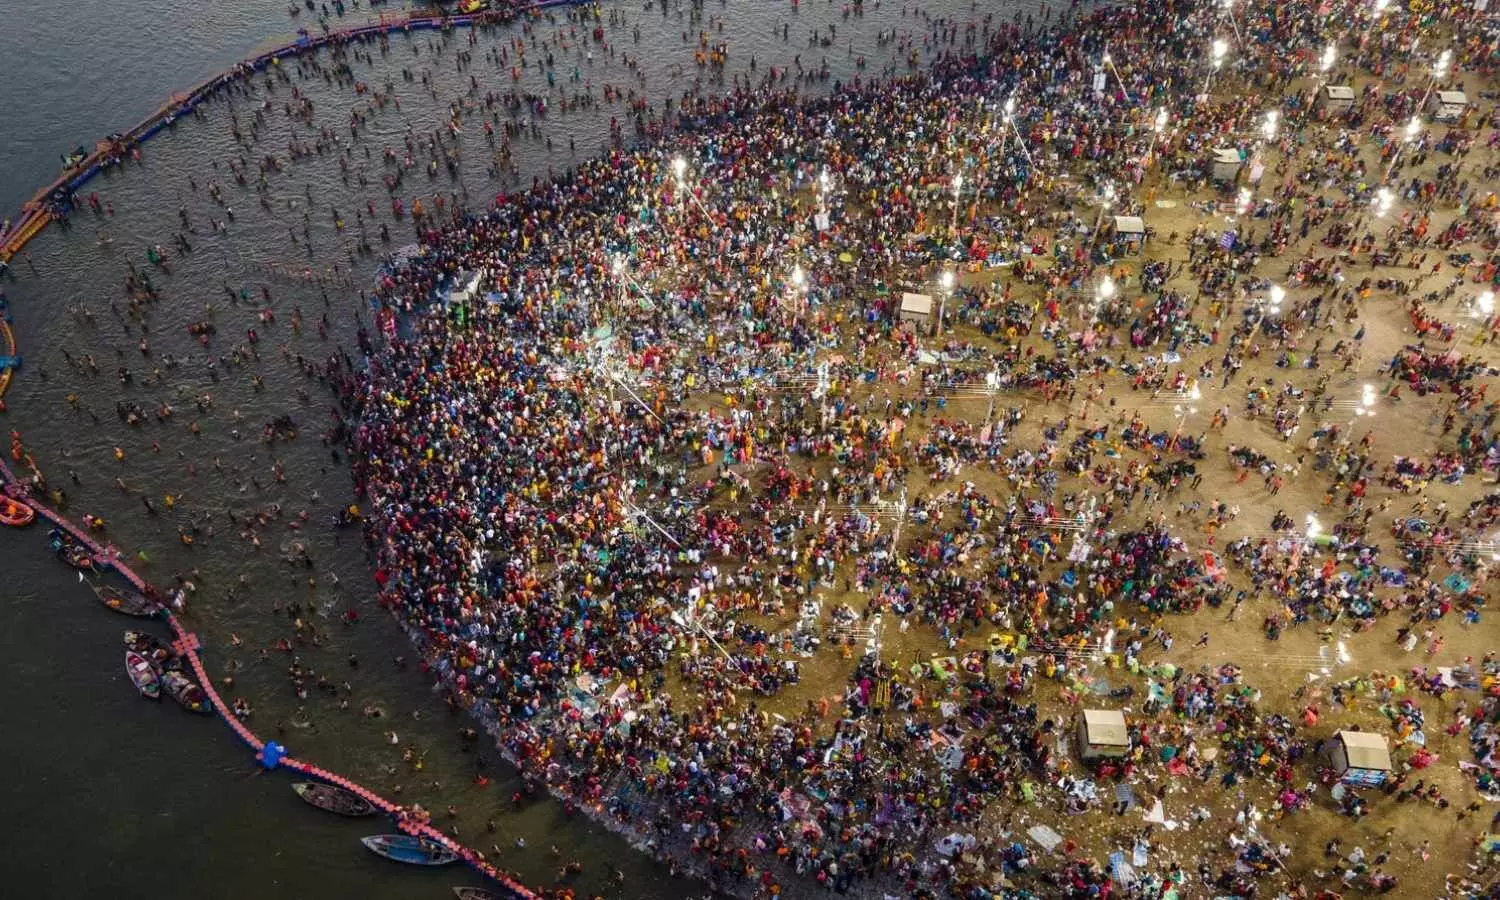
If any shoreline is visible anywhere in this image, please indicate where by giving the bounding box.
[2,0,1497,896]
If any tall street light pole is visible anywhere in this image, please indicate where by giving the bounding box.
[1142,107,1169,169]
[1383,116,1421,184]
[1203,38,1228,100]
[935,269,955,337]
[951,173,964,231]
[1089,181,1116,253]
[1418,48,1452,114]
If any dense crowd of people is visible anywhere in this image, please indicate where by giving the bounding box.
[255,0,1500,897]
[9,0,1500,894]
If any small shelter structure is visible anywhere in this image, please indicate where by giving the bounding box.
[1210,148,1243,183]
[1320,85,1355,114]
[1112,215,1147,251]
[1326,730,1392,787]
[1077,709,1130,759]
[899,292,933,328]
[1430,90,1468,122]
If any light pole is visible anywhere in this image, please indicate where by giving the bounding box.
[1172,385,1201,446]
[1346,383,1377,435]
[1455,290,1495,347]
[786,264,809,325]
[984,369,1001,430]
[1418,49,1452,114]
[609,254,626,322]
[950,172,964,232]
[999,94,1034,169]
[1219,0,1246,49]
[672,155,687,208]
[669,154,716,224]
[1252,108,1279,183]
[935,269,955,337]
[611,254,657,317]
[1143,107,1170,168]
[1248,283,1285,334]
[1235,186,1252,217]
[1383,115,1422,183]
[1091,274,1115,326]
[1477,291,1497,344]
[1319,42,1337,85]
[1308,42,1338,116]
[1089,181,1116,251]
[1100,48,1130,100]
[1357,0,1391,51]
[889,486,909,547]
[1373,186,1395,218]
[1268,284,1285,317]
[1203,38,1228,99]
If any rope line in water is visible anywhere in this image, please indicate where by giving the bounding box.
[0,458,538,897]
[0,5,611,881]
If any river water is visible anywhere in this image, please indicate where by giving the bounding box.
[0,1,1036,897]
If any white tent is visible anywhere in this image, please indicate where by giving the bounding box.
[900,292,933,327]
[1113,215,1146,245]
[1327,730,1392,787]
[1211,148,1243,182]
[1077,709,1130,759]
[1320,85,1355,113]
[1431,90,1468,122]
[448,268,486,307]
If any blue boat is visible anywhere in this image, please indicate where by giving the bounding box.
[360,835,458,866]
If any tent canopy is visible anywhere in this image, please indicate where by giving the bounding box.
[901,292,933,315]
[1113,215,1145,236]
[1336,730,1392,771]
[1082,709,1129,747]
[1323,85,1354,101]
[1435,90,1468,105]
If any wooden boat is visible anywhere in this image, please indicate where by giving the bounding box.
[98,585,159,618]
[360,834,458,866]
[161,670,212,714]
[125,650,161,699]
[64,545,95,569]
[48,528,96,570]
[292,781,376,817]
[123,630,175,666]
[0,496,33,527]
